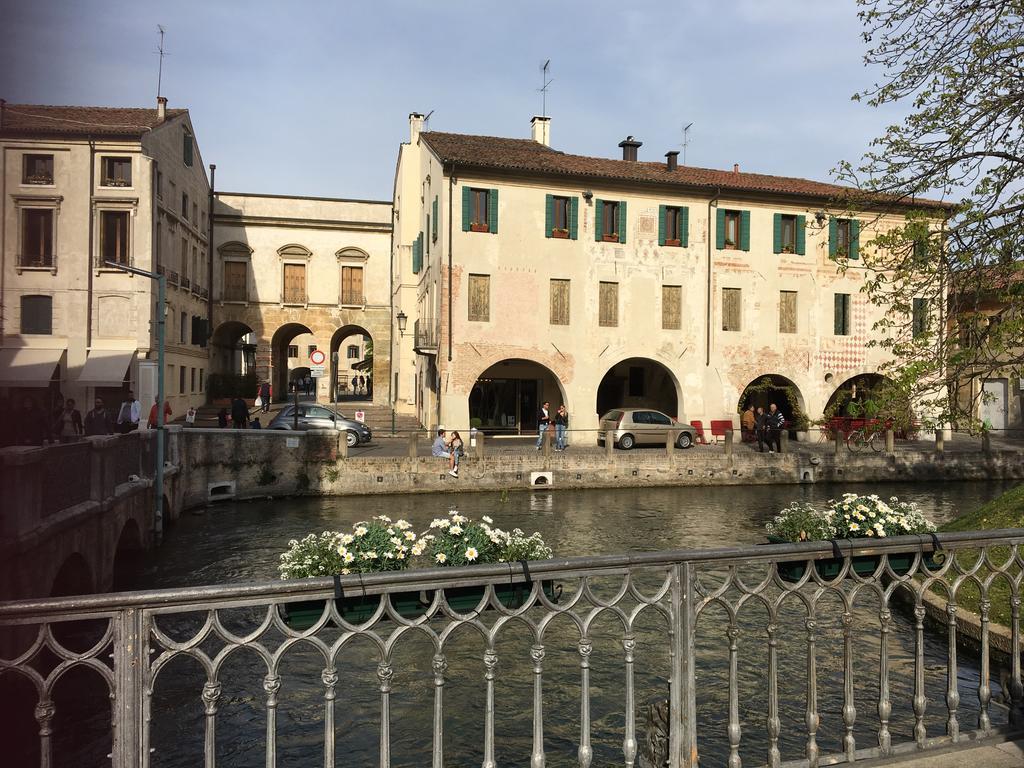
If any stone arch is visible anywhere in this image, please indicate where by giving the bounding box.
[468,358,568,434]
[336,246,369,261]
[330,324,373,402]
[50,552,93,597]
[111,519,144,591]
[218,240,253,258]
[271,322,314,401]
[596,357,681,419]
[276,243,312,259]
[737,374,808,433]
[210,320,256,381]
[825,372,901,419]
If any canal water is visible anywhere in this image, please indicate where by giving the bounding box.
[33,481,1022,767]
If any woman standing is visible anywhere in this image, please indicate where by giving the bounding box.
[554,405,569,451]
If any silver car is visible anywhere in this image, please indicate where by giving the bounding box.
[596,408,696,450]
[268,404,372,447]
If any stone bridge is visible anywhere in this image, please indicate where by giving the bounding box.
[0,430,185,600]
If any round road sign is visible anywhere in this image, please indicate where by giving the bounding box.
[309,349,326,365]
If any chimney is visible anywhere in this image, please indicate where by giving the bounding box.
[733,163,740,174]
[618,136,643,162]
[530,115,551,147]
[665,151,679,172]
[156,96,167,123]
[409,112,425,143]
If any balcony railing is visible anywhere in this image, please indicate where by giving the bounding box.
[180,276,190,290]
[16,252,55,270]
[340,292,365,306]
[283,290,306,305]
[414,318,438,353]
[200,287,209,299]
[2,530,1022,767]
[167,269,179,286]
[155,264,166,276]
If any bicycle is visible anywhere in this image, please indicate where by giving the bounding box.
[847,426,885,453]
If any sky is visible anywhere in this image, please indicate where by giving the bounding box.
[0,0,904,201]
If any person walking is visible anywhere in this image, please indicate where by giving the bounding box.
[217,407,229,428]
[230,396,249,429]
[767,403,785,453]
[554,405,569,451]
[14,396,49,446]
[115,391,141,433]
[259,381,271,413]
[84,397,115,436]
[54,398,84,442]
[754,406,768,453]
[148,397,173,429]
[535,401,551,450]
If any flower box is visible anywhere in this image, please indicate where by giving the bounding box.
[772,547,944,583]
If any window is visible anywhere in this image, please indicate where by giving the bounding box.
[341,265,364,305]
[199,369,204,392]
[550,279,570,325]
[180,311,188,344]
[23,154,54,184]
[192,246,198,288]
[463,187,497,233]
[21,295,52,334]
[912,298,928,338]
[659,206,688,247]
[21,209,54,267]
[180,237,188,280]
[545,195,578,239]
[779,291,798,334]
[595,199,626,243]
[181,193,189,220]
[223,261,248,301]
[100,211,130,265]
[287,345,299,358]
[191,367,196,393]
[468,274,490,321]
[283,263,306,304]
[432,196,439,242]
[183,129,194,166]
[347,345,360,359]
[157,171,163,199]
[774,214,806,254]
[101,157,131,187]
[307,345,318,358]
[662,285,681,330]
[834,293,851,335]
[724,211,740,249]
[599,281,619,327]
[829,218,860,259]
[179,365,186,394]
[722,288,741,331]
[716,209,750,251]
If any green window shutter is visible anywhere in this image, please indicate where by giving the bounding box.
[462,187,471,231]
[715,208,726,250]
[412,234,421,274]
[432,197,438,240]
[545,194,554,238]
[828,217,838,257]
[569,197,579,240]
[618,200,627,244]
[680,207,689,247]
[594,199,604,242]
[834,294,843,334]
[658,205,666,246]
[488,188,498,234]
[849,220,860,260]
[772,213,782,254]
[740,210,751,251]
[796,215,806,255]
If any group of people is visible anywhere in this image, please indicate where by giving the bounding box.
[536,402,570,451]
[740,403,786,453]
[218,395,261,429]
[432,428,465,477]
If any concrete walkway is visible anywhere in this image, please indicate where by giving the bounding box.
[873,738,1024,767]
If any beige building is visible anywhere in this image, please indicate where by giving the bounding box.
[391,113,942,436]
[210,193,391,405]
[0,99,211,421]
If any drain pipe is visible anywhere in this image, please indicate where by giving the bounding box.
[706,188,721,366]
[207,164,216,361]
[443,165,455,429]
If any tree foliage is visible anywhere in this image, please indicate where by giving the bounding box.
[834,0,1024,429]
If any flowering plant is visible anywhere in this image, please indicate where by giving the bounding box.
[421,510,552,567]
[766,494,936,542]
[279,516,418,579]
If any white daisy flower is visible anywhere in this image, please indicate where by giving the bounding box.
[435,553,447,564]
[465,547,479,561]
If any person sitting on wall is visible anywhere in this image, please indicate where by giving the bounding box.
[431,428,459,478]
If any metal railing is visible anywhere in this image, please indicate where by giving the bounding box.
[340,291,365,306]
[16,252,55,269]
[2,531,1022,767]
[414,318,438,351]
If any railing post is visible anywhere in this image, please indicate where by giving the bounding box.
[935,429,945,453]
[475,432,485,458]
[885,428,895,455]
[670,562,698,768]
[724,429,733,461]
[982,430,992,454]
[337,429,349,459]
[779,430,789,454]
[408,431,419,459]
[665,429,675,458]
[112,607,146,768]
[834,431,843,457]
[605,430,615,459]
[543,426,552,457]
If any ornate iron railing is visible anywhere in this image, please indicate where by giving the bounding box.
[2,531,1023,767]
[414,318,438,352]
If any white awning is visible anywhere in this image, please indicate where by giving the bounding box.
[78,349,136,386]
[0,347,64,387]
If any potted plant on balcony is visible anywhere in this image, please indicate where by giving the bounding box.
[766,494,940,581]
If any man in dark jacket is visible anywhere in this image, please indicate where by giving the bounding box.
[84,398,114,436]
[766,403,785,453]
[231,396,249,429]
[754,406,768,453]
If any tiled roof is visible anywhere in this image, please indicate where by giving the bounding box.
[0,103,187,137]
[421,131,945,208]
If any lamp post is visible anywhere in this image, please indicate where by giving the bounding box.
[105,260,166,544]
[391,311,408,436]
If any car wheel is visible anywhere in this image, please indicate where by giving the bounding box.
[618,434,635,450]
[676,432,693,449]
[346,430,358,447]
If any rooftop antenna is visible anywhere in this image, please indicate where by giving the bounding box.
[156,25,168,99]
[423,109,434,132]
[682,122,693,165]
[538,59,554,117]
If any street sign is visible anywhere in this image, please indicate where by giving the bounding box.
[354,410,365,423]
[309,349,326,365]
[309,365,326,377]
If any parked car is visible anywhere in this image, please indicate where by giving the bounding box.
[268,404,371,447]
[596,408,696,450]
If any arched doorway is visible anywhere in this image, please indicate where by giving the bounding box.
[469,359,566,434]
[210,321,256,378]
[271,323,314,401]
[737,375,808,433]
[111,519,143,591]
[330,324,373,403]
[824,373,909,423]
[596,358,680,418]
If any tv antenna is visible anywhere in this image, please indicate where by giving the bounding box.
[538,60,554,117]
[156,25,169,99]
[682,122,693,165]
[423,109,434,131]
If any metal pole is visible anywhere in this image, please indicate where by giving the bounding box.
[293,386,299,430]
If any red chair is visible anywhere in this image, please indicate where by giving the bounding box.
[710,420,734,442]
[690,420,708,445]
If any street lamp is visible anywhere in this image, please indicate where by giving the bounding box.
[391,310,409,437]
[397,310,408,337]
[104,260,166,544]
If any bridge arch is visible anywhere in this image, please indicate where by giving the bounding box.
[50,552,93,597]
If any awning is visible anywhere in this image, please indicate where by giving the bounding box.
[0,347,64,387]
[352,358,374,371]
[78,349,136,386]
